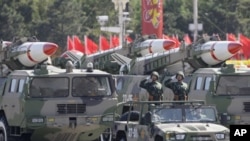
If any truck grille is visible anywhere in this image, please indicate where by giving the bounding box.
[190,134,212,141]
[57,104,86,114]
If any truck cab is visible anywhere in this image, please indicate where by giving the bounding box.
[0,62,117,141]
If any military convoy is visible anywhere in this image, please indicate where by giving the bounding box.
[0,61,118,141]
[2,36,248,141]
[112,100,229,141]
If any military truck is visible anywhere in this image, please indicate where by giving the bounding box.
[0,61,118,141]
[112,100,229,141]
[187,64,250,126]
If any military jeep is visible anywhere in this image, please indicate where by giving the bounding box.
[112,100,229,141]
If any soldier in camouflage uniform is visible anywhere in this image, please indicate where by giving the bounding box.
[139,71,163,101]
[164,71,189,101]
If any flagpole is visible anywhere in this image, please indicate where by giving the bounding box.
[99,35,101,52]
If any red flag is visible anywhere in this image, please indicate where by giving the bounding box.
[163,34,170,39]
[84,36,98,54]
[73,35,86,53]
[170,35,180,48]
[99,35,110,51]
[226,33,236,41]
[125,35,133,44]
[109,34,113,48]
[67,36,74,50]
[183,34,192,45]
[111,35,119,48]
[141,0,163,38]
[239,34,250,59]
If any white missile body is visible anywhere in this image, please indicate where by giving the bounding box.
[1,41,12,48]
[198,41,242,65]
[135,39,176,55]
[14,42,58,67]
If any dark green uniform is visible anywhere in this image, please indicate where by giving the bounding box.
[140,79,163,101]
[164,79,189,100]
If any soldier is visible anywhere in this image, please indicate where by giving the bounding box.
[164,71,189,101]
[139,71,163,101]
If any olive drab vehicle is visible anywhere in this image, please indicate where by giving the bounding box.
[112,100,230,141]
[187,64,250,126]
[0,61,118,141]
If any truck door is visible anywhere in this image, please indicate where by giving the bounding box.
[1,76,26,123]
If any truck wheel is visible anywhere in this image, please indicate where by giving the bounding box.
[155,136,163,141]
[100,128,112,141]
[0,121,7,141]
[115,133,126,141]
[117,136,126,141]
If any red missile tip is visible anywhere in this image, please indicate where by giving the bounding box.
[163,40,176,50]
[228,42,242,54]
[43,43,58,56]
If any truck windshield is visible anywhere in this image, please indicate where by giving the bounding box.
[30,77,69,98]
[185,108,216,122]
[152,108,182,123]
[216,75,250,95]
[72,76,111,97]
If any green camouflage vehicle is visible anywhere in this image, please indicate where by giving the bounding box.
[0,62,117,141]
[112,100,229,141]
[187,64,250,126]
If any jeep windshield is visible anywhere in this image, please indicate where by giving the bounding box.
[72,76,111,97]
[152,107,216,123]
[185,107,216,122]
[30,77,69,98]
[216,75,250,95]
[152,108,182,123]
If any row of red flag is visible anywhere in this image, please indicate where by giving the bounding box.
[68,33,250,59]
[226,33,250,59]
[67,35,133,55]
[163,34,192,48]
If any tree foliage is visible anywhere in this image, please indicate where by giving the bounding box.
[0,0,250,50]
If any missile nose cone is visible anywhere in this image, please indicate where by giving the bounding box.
[163,40,176,50]
[43,43,58,56]
[228,42,242,54]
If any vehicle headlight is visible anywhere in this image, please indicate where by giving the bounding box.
[166,133,185,140]
[215,133,225,140]
[31,117,44,123]
[176,134,185,140]
[166,132,175,140]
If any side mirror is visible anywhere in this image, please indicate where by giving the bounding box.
[220,113,230,126]
[144,112,152,125]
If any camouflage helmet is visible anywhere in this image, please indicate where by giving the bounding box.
[176,71,185,79]
[151,71,159,79]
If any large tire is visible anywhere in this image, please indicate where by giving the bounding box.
[0,121,7,141]
[155,136,163,141]
[100,128,112,141]
[115,132,126,141]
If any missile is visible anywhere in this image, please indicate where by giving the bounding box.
[134,39,176,55]
[1,41,12,48]
[111,40,243,75]
[198,41,242,65]
[14,42,58,67]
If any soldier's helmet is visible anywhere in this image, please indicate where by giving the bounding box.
[151,71,159,80]
[176,71,185,79]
